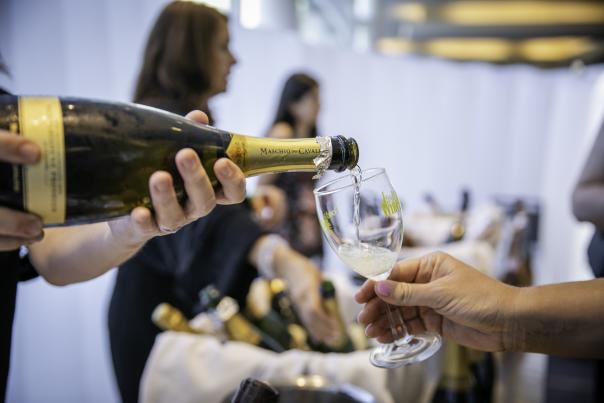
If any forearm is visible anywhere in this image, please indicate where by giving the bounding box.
[509,279,604,358]
[249,235,319,299]
[29,223,143,285]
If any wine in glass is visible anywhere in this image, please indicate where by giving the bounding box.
[314,167,441,367]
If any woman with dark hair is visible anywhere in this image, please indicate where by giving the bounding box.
[270,73,320,139]
[108,5,337,403]
[259,73,324,262]
[133,1,235,119]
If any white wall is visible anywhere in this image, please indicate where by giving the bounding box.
[2,0,604,402]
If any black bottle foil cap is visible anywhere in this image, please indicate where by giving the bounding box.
[329,136,359,172]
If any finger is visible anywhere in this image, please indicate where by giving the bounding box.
[354,279,377,304]
[365,318,392,340]
[0,236,27,252]
[0,130,40,164]
[129,207,158,237]
[388,257,423,283]
[376,333,395,344]
[175,149,216,218]
[184,110,210,125]
[0,207,43,238]
[149,171,187,232]
[0,232,45,252]
[214,158,245,204]
[404,315,428,335]
[374,280,436,307]
[357,297,386,326]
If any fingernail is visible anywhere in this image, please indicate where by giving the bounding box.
[19,143,40,163]
[154,181,170,192]
[25,220,43,237]
[183,156,197,171]
[219,164,233,178]
[376,281,393,297]
[26,230,45,243]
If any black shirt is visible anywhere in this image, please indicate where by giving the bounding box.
[108,98,266,403]
[0,86,39,403]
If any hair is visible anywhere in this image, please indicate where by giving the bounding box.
[134,1,226,111]
[272,73,319,137]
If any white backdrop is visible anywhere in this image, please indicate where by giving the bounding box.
[1,0,604,402]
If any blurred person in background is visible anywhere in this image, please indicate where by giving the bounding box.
[569,120,604,401]
[258,73,324,263]
[0,54,246,402]
[107,3,338,403]
[573,122,604,276]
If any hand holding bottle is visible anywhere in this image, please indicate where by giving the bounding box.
[355,252,516,352]
[107,110,246,248]
[0,129,43,250]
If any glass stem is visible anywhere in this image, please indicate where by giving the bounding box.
[384,302,413,345]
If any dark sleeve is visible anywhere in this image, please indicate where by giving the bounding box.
[17,253,39,282]
[588,230,604,278]
[108,202,265,403]
[175,203,266,314]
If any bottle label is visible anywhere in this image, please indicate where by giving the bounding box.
[381,191,401,216]
[18,97,66,224]
[226,135,321,176]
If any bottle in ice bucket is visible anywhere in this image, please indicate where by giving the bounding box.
[246,278,293,350]
[151,302,200,334]
[197,285,286,352]
[313,280,355,353]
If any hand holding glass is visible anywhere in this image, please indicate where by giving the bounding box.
[314,168,441,367]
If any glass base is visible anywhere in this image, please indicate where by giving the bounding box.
[369,332,442,368]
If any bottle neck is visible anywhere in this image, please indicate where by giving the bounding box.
[225,134,358,178]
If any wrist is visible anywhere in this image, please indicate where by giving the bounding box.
[105,221,148,252]
[252,234,289,278]
[502,285,528,353]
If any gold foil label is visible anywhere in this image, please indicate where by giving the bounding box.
[18,97,66,224]
[226,134,321,176]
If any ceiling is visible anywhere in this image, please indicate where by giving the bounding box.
[199,0,604,67]
[371,0,604,66]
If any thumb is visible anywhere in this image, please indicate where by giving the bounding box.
[374,280,435,307]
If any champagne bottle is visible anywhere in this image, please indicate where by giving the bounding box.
[245,278,291,350]
[198,285,286,352]
[423,192,442,215]
[431,341,476,403]
[0,96,359,226]
[231,378,279,403]
[468,349,495,403]
[347,322,369,351]
[269,279,301,325]
[317,280,354,353]
[151,302,200,334]
[269,279,310,350]
[446,189,470,243]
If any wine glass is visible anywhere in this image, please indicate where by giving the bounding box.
[314,167,441,368]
